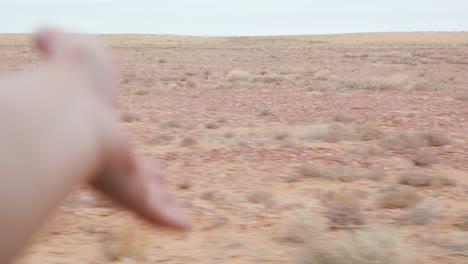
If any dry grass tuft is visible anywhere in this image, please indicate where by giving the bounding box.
[236,140,250,147]
[179,136,197,147]
[177,180,192,190]
[431,231,468,253]
[342,74,410,91]
[398,171,433,187]
[226,69,251,82]
[322,190,366,228]
[358,126,383,141]
[101,218,148,261]
[146,134,174,145]
[216,116,227,123]
[334,167,365,182]
[381,132,426,149]
[412,152,439,166]
[351,143,386,156]
[455,94,468,101]
[224,132,235,138]
[274,132,289,141]
[280,140,295,148]
[398,171,456,187]
[304,122,355,142]
[251,74,286,84]
[184,79,197,88]
[307,81,339,92]
[378,187,422,209]
[121,112,141,123]
[365,169,388,181]
[200,190,243,204]
[455,214,468,230]
[297,163,364,182]
[205,122,221,129]
[297,163,330,178]
[279,210,326,243]
[313,69,331,80]
[246,190,274,205]
[381,130,449,150]
[436,176,458,187]
[259,108,275,116]
[200,190,222,201]
[333,112,356,123]
[321,190,361,206]
[399,204,439,225]
[423,131,451,146]
[135,89,149,95]
[298,226,414,264]
[284,174,302,183]
[160,120,182,129]
[304,122,382,143]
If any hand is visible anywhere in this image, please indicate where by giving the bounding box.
[35,28,191,230]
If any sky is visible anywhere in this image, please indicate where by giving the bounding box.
[0,0,467,36]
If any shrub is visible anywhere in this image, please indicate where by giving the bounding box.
[333,112,356,123]
[398,171,456,187]
[216,116,227,123]
[423,131,450,146]
[274,132,289,141]
[304,122,382,143]
[179,136,197,147]
[324,201,366,228]
[365,169,388,181]
[101,219,148,261]
[351,144,386,156]
[399,204,439,225]
[177,180,192,190]
[205,122,221,129]
[259,108,275,116]
[279,210,325,243]
[313,69,331,80]
[412,152,439,166]
[398,172,433,187]
[135,89,149,95]
[121,112,140,123]
[357,126,383,141]
[251,74,285,84]
[246,190,274,205]
[298,226,414,264]
[342,74,410,91]
[378,187,422,209]
[184,79,197,88]
[307,81,339,92]
[226,69,250,82]
[146,134,174,145]
[455,214,468,230]
[455,94,468,101]
[297,163,330,178]
[297,164,364,182]
[381,131,444,150]
[160,120,182,128]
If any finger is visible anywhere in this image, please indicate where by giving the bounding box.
[147,198,192,231]
[34,28,62,57]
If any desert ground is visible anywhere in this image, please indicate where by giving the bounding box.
[1,32,468,263]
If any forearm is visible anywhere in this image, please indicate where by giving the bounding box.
[0,64,104,262]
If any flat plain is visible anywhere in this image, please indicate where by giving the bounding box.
[2,32,468,263]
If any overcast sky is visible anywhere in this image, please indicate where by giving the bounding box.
[0,0,467,36]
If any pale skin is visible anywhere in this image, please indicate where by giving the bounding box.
[0,29,191,263]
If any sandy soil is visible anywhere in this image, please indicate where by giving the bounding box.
[1,32,468,263]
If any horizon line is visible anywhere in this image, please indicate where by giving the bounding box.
[0,30,466,38]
